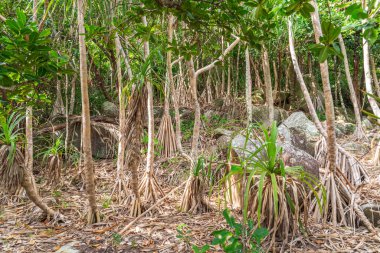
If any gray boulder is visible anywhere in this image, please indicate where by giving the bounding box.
[101,101,118,118]
[278,112,321,156]
[362,118,373,130]
[215,128,320,177]
[335,120,356,135]
[251,105,289,126]
[361,203,380,227]
[72,123,117,159]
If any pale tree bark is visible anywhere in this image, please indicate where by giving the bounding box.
[24,0,39,194]
[245,46,252,124]
[77,0,100,224]
[221,36,225,97]
[370,55,380,97]
[289,18,371,228]
[142,15,155,178]
[338,34,364,139]
[113,26,128,202]
[139,15,163,204]
[362,1,380,119]
[69,75,77,115]
[363,40,380,118]
[189,36,240,157]
[336,67,348,119]
[273,60,279,102]
[262,46,274,126]
[170,57,184,153]
[157,14,178,157]
[310,0,337,173]
[52,80,65,116]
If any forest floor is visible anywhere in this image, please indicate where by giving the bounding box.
[1,112,380,252]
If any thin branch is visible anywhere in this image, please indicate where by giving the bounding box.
[195,35,240,77]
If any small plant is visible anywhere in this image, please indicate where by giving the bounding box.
[102,198,112,208]
[176,223,192,246]
[181,119,195,141]
[192,209,268,253]
[0,112,25,192]
[224,122,324,247]
[52,190,62,198]
[40,136,64,185]
[112,233,122,246]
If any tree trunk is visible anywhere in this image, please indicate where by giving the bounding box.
[114,29,128,201]
[221,36,225,97]
[370,55,380,97]
[77,0,100,224]
[157,14,178,157]
[363,38,380,118]
[69,75,77,115]
[245,47,252,124]
[262,46,274,126]
[142,15,155,177]
[310,0,337,173]
[273,60,279,103]
[187,58,201,158]
[338,35,364,138]
[353,34,361,106]
[21,168,57,218]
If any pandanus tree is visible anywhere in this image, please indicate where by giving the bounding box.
[0,11,65,220]
[157,14,178,158]
[138,14,164,204]
[286,2,373,229]
[77,0,100,224]
[180,35,240,213]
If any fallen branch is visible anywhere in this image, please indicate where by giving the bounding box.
[119,180,187,235]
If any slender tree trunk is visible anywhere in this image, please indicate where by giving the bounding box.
[142,15,155,177]
[245,47,252,124]
[262,46,274,126]
[221,36,225,97]
[227,56,231,99]
[338,35,365,138]
[370,55,380,97]
[114,29,127,201]
[171,60,184,153]
[310,0,337,173]
[157,14,178,157]
[52,80,65,116]
[187,58,201,157]
[69,75,77,115]
[24,0,39,194]
[65,75,70,162]
[308,52,318,109]
[77,0,100,224]
[273,60,279,103]
[21,168,57,218]
[363,34,380,118]
[353,34,361,106]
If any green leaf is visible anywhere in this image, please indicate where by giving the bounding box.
[318,46,329,63]
[16,10,26,27]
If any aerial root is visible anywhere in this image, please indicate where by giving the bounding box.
[311,169,377,234]
[130,196,143,217]
[180,175,210,214]
[157,112,177,158]
[139,171,164,204]
[111,173,131,204]
[315,137,369,186]
[86,209,101,224]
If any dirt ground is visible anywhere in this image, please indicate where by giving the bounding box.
[1,133,380,253]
